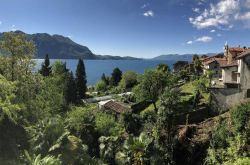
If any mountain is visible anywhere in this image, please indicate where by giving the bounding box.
[0,31,140,60]
[152,53,216,61]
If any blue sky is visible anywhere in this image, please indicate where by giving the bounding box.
[0,0,250,58]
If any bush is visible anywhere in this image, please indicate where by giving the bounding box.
[26,116,65,155]
[119,71,138,91]
[66,106,99,156]
[122,112,142,136]
[230,103,250,132]
[210,121,232,148]
[95,113,124,136]
[95,80,107,92]
[140,108,157,123]
[206,134,248,165]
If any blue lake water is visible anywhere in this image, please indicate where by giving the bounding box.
[36,59,177,85]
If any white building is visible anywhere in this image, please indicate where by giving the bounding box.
[210,45,250,110]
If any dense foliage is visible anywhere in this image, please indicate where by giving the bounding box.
[0,32,248,165]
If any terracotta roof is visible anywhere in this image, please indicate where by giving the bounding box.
[216,58,228,66]
[229,47,245,52]
[103,100,130,114]
[237,50,250,59]
[203,57,227,66]
[203,58,216,65]
[220,62,238,68]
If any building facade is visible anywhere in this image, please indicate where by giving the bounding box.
[210,44,250,111]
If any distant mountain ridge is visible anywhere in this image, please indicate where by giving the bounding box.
[152,53,216,61]
[0,31,140,60]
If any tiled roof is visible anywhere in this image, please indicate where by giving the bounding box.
[237,49,250,59]
[203,57,227,66]
[229,48,245,52]
[103,100,130,114]
[203,59,216,65]
[216,58,228,66]
[220,62,238,68]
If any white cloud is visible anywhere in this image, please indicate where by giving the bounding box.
[196,36,213,42]
[141,3,149,9]
[0,21,2,25]
[190,0,241,29]
[235,11,250,20]
[193,8,200,13]
[210,29,216,32]
[143,10,154,17]
[198,0,207,5]
[190,0,250,29]
[186,35,213,45]
[67,35,72,38]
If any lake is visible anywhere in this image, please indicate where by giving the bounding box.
[36,59,177,85]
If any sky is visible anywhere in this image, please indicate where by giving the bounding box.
[1,0,250,58]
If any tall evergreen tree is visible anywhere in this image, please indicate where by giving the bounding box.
[39,54,51,77]
[101,73,109,85]
[65,71,77,105]
[110,67,122,86]
[101,73,106,82]
[75,58,87,100]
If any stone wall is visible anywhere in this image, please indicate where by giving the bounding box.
[210,87,245,112]
[173,107,210,125]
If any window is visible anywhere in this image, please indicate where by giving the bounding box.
[247,89,250,98]
[232,71,237,82]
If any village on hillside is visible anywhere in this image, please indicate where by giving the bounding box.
[0,31,249,165]
[201,44,250,110]
[84,43,250,116]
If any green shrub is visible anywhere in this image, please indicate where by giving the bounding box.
[96,80,107,92]
[230,103,250,132]
[95,113,124,136]
[210,121,232,148]
[66,106,96,134]
[206,134,248,165]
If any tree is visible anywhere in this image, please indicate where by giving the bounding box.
[39,54,51,77]
[155,87,180,164]
[133,69,167,112]
[52,61,68,76]
[101,73,109,85]
[157,64,170,73]
[0,75,20,123]
[75,59,87,100]
[192,54,202,75]
[119,71,138,91]
[0,32,35,81]
[64,72,77,105]
[111,67,122,86]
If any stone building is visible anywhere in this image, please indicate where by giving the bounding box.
[202,55,227,78]
[210,44,250,111]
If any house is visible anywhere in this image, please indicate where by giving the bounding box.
[220,44,248,87]
[98,100,131,117]
[209,44,250,110]
[202,55,227,78]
